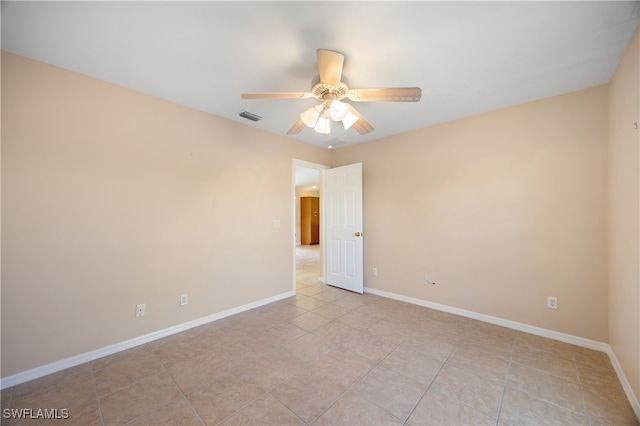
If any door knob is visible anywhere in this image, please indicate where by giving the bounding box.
[355,232,362,237]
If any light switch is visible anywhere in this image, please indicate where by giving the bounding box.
[272,219,281,228]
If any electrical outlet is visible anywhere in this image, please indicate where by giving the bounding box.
[547,296,558,309]
[135,303,145,317]
[372,267,378,276]
[180,294,188,306]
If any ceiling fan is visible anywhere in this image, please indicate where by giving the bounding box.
[241,49,422,136]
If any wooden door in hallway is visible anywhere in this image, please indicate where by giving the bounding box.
[300,196,320,245]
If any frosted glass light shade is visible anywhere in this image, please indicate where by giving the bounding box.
[341,111,360,130]
[300,105,322,127]
[329,100,348,121]
[314,116,331,134]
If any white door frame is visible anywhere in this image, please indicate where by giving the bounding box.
[292,159,329,292]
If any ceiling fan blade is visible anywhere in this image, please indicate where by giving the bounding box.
[241,92,313,100]
[317,49,344,85]
[287,118,306,135]
[348,87,422,102]
[347,105,374,135]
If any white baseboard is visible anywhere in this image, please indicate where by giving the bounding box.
[364,287,607,350]
[607,346,640,420]
[0,290,295,390]
[364,286,640,420]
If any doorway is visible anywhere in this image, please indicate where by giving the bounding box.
[292,160,364,294]
[293,160,328,292]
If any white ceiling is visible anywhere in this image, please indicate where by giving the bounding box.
[2,1,639,149]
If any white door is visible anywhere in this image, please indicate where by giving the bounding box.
[324,163,363,293]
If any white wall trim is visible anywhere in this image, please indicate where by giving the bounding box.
[364,286,640,419]
[0,290,295,390]
[607,345,640,420]
[364,287,607,350]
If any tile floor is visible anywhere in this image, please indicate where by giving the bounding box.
[1,244,638,425]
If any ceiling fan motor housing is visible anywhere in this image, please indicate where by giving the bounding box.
[312,82,349,101]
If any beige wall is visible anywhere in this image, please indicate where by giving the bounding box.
[1,52,331,377]
[608,29,640,401]
[2,34,638,400]
[332,86,609,342]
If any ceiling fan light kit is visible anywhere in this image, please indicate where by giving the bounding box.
[301,99,357,134]
[241,48,421,137]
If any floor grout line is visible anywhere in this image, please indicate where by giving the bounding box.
[495,342,515,426]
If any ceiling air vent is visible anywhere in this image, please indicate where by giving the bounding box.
[327,138,346,149]
[239,111,262,122]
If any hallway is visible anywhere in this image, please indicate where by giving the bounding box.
[295,244,321,291]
